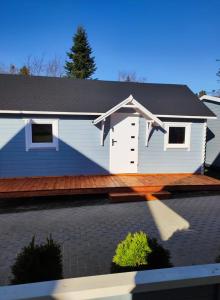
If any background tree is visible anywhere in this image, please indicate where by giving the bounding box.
[19,65,30,76]
[0,56,64,77]
[197,90,207,98]
[28,55,45,75]
[118,71,146,83]
[9,64,17,74]
[217,59,220,80]
[0,63,18,74]
[65,26,96,79]
[24,55,64,77]
[46,56,64,77]
[0,63,7,74]
[215,59,220,96]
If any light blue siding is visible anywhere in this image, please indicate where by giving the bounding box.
[0,114,204,177]
[203,101,220,168]
[0,116,110,177]
[138,117,204,173]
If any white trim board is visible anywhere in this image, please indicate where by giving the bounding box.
[0,110,216,120]
[201,121,207,175]
[157,114,216,119]
[145,120,153,147]
[93,95,134,125]
[200,95,220,103]
[0,110,101,116]
[93,95,164,127]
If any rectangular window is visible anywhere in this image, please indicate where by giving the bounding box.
[168,127,185,144]
[25,119,58,151]
[164,122,191,150]
[32,124,53,143]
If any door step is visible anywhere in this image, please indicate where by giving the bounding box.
[109,191,171,203]
[147,191,171,201]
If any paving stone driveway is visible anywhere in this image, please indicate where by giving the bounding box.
[0,194,220,285]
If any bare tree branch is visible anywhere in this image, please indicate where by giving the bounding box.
[24,55,33,74]
[0,63,7,74]
[31,55,45,75]
[217,59,220,82]
[9,64,18,74]
[45,56,64,77]
[23,54,45,75]
[1,54,64,77]
[118,71,146,83]
[0,63,18,74]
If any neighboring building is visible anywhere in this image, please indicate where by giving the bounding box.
[200,95,220,168]
[0,74,215,178]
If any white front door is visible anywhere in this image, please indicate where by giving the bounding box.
[110,113,139,173]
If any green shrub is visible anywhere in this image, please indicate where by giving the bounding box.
[111,232,172,273]
[11,235,63,284]
[112,232,152,272]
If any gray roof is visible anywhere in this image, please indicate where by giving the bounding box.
[0,74,215,117]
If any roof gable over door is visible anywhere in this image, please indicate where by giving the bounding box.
[93,95,164,127]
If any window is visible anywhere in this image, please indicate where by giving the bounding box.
[25,119,58,151]
[164,122,191,150]
[32,124,53,143]
[168,127,185,144]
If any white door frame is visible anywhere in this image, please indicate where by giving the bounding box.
[109,113,139,174]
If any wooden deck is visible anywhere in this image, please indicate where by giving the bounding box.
[0,173,219,199]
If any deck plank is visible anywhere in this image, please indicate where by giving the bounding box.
[0,173,219,199]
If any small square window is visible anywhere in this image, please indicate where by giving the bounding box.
[25,119,58,151]
[168,127,185,144]
[32,124,53,143]
[164,123,191,150]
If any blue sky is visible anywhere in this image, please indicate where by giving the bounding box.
[0,0,219,93]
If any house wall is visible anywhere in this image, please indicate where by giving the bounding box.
[0,114,205,177]
[138,117,205,174]
[202,100,220,168]
[0,115,110,177]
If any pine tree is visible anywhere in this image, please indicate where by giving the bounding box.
[65,26,96,79]
[19,65,30,76]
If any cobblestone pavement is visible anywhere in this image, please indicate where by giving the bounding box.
[0,194,220,285]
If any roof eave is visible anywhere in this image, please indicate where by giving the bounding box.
[200,95,220,104]
[0,110,215,120]
[156,114,216,120]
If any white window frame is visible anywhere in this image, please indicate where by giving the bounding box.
[164,122,191,151]
[24,119,59,151]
